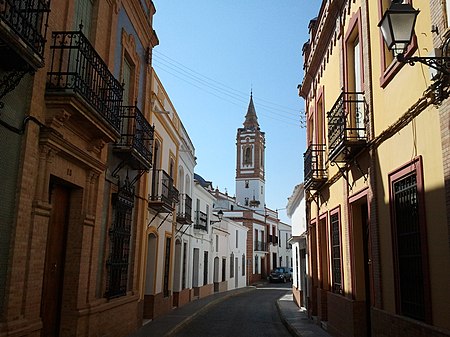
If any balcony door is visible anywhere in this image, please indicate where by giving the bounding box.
[352,38,365,138]
[346,17,365,140]
[74,0,94,38]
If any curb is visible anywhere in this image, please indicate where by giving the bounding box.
[165,286,256,337]
[276,299,301,337]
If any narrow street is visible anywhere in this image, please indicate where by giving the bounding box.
[172,283,292,337]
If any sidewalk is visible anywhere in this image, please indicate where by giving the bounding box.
[276,293,332,337]
[128,285,331,337]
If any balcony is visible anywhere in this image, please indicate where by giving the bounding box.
[254,240,267,252]
[304,144,327,190]
[113,105,154,171]
[46,30,123,140]
[148,169,179,213]
[0,0,51,70]
[194,210,207,231]
[176,194,192,225]
[328,91,367,162]
[268,234,278,245]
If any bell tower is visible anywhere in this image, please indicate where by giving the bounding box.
[235,93,265,211]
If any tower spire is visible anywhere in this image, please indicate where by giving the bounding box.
[243,93,259,129]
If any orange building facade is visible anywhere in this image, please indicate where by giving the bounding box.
[0,1,158,336]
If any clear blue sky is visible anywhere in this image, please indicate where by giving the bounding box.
[152,1,321,223]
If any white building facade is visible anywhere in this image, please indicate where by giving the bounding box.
[286,183,307,307]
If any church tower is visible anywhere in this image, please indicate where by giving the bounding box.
[235,93,266,212]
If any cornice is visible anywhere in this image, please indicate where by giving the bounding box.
[301,0,346,97]
[120,0,156,48]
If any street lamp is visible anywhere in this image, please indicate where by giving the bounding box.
[378,0,419,55]
[378,0,450,76]
[210,210,224,224]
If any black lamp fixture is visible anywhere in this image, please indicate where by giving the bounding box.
[210,210,224,224]
[378,0,450,76]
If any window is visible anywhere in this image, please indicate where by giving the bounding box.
[254,255,259,274]
[222,258,226,282]
[260,148,264,167]
[446,1,450,28]
[330,211,342,294]
[122,57,133,106]
[230,253,234,278]
[203,251,208,286]
[163,237,171,297]
[279,230,281,247]
[105,187,133,298]
[242,254,246,276]
[182,242,187,289]
[169,158,175,179]
[235,230,238,248]
[245,180,249,188]
[215,235,219,252]
[245,197,249,206]
[389,157,430,322]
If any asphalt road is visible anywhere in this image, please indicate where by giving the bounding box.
[172,282,292,337]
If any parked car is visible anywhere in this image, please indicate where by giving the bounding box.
[268,267,292,283]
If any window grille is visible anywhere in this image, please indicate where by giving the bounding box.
[330,213,342,294]
[105,185,134,298]
[393,173,425,321]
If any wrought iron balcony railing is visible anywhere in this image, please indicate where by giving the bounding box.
[194,210,207,231]
[254,240,267,252]
[46,29,123,132]
[328,91,367,162]
[176,194,192,224]
[148,169,179,213]
[304,144,327,190]
[114,105,154,171]
[268,234,279,245]
[0,0,51,69]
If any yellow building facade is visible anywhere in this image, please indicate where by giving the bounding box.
[300,1,450,336]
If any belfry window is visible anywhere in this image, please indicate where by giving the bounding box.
[244,146,252,165]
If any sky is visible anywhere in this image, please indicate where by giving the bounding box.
[152,1,321,223]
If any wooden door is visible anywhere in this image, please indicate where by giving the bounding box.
[41,184,70,337]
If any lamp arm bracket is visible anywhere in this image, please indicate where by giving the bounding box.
[397,54,450,76]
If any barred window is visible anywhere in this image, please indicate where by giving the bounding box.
[393,173,425,320]
[330,212,342,294]
[105,187,133,298]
